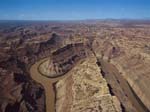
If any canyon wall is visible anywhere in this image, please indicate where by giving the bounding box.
[92,36,150,112]
[55,55,122,112]
[48,43,88,77]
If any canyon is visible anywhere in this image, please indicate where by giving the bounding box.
[0,20,150,112]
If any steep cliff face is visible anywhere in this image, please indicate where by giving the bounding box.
[49,43,88,77]
[55,55,121,112]
[92,36,150,112]
[110,52,150,111]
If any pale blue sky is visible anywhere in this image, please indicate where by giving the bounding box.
[0,0,150,20]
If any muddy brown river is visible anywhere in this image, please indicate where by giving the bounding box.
[30,57,69,112]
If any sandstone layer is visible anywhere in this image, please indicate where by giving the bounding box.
[55,56,121,112]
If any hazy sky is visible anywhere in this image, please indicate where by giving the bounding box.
[0,0,150,20]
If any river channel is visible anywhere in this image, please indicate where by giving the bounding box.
[30,57,70,112]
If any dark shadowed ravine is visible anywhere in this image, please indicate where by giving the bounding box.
[98,59,149,112]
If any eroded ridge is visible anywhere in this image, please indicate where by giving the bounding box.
[55,56,122,112]
[39,43,88,78]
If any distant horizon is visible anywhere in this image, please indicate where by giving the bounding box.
[0,18,150,21]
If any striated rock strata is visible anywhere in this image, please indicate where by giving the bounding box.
[92,36,150,112]
[46,43,88,77]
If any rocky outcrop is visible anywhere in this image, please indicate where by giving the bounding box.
[55,56,121,112]
[0,68,45,112]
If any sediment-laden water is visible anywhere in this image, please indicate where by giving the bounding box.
[30,57,70,112]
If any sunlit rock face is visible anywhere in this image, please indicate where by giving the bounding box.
[55,56,121,112]
[92,32,150,112]
[39,43,88,78]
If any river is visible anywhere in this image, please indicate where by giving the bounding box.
[30,57,69,112]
